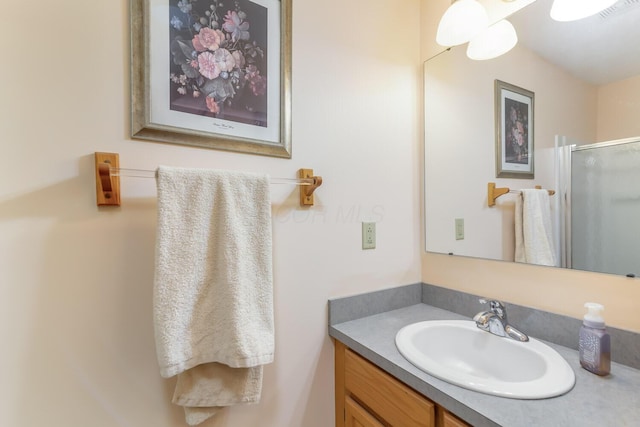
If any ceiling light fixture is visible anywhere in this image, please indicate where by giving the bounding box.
[466,19,518,60]
[436,0,490,47]
[550,0,618,21]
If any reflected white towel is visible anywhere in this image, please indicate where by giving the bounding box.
[515,189,557,266]
[154,166,273,425]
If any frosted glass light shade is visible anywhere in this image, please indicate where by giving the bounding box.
[550,0,618,21]
[436,0,490,47]
[466,19,518,60]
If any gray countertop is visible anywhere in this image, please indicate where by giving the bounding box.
[329,303,640,427]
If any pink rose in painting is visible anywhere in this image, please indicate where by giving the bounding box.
[198,51,221,79]
[206,96,220,113]
[213,48,236,72]
[197,27,224,51]
[192,34,206,52]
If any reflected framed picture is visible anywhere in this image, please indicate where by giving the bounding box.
[495,80,534,178]
[131,0,292,158]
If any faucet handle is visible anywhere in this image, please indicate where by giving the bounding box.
[478,298,507,319]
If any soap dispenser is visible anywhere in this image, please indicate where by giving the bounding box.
[579,303,611,376]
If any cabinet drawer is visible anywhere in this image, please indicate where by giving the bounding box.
[344,348,435,427]
[440,409,471,427]
[345,396,385,427]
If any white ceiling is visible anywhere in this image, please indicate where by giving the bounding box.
[505,0,640,85]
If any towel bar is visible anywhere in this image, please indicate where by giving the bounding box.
[94,152,323,207]
[488,182,555,207]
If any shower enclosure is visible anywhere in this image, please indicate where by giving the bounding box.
[556,136,640,277]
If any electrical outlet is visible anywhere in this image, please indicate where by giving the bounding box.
[362,222,376,249]
[455,218,464,240]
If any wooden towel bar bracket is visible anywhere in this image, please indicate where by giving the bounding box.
[488,182,555,207]
[95,152,121,206]
[298,168,323,206]
[94,152,323,207]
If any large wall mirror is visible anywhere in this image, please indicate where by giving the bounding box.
[424,0,640,277]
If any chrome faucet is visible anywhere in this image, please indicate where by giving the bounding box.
[473,299,529,342]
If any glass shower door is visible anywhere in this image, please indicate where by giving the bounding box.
[571,137,640,276]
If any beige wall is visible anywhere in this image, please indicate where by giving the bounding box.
[420,0,449,61]
[597,74,640,141]
[421,1,640,332]
[0,1,422,426]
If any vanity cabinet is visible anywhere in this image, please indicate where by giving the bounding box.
[335,341,470,427]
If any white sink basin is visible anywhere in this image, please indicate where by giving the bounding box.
[395,320,575,399]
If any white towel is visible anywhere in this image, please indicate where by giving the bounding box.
[515,189,557,266]
[153,166,274,425]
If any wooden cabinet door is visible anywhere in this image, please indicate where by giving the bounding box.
[440,410,471,427]
[345,397,385,427]
[344,347,435,427]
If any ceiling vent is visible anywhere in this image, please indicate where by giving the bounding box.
[599,0,640,19]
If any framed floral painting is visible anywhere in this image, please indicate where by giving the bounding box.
[494,80,534,179]
[131,0,292,158]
